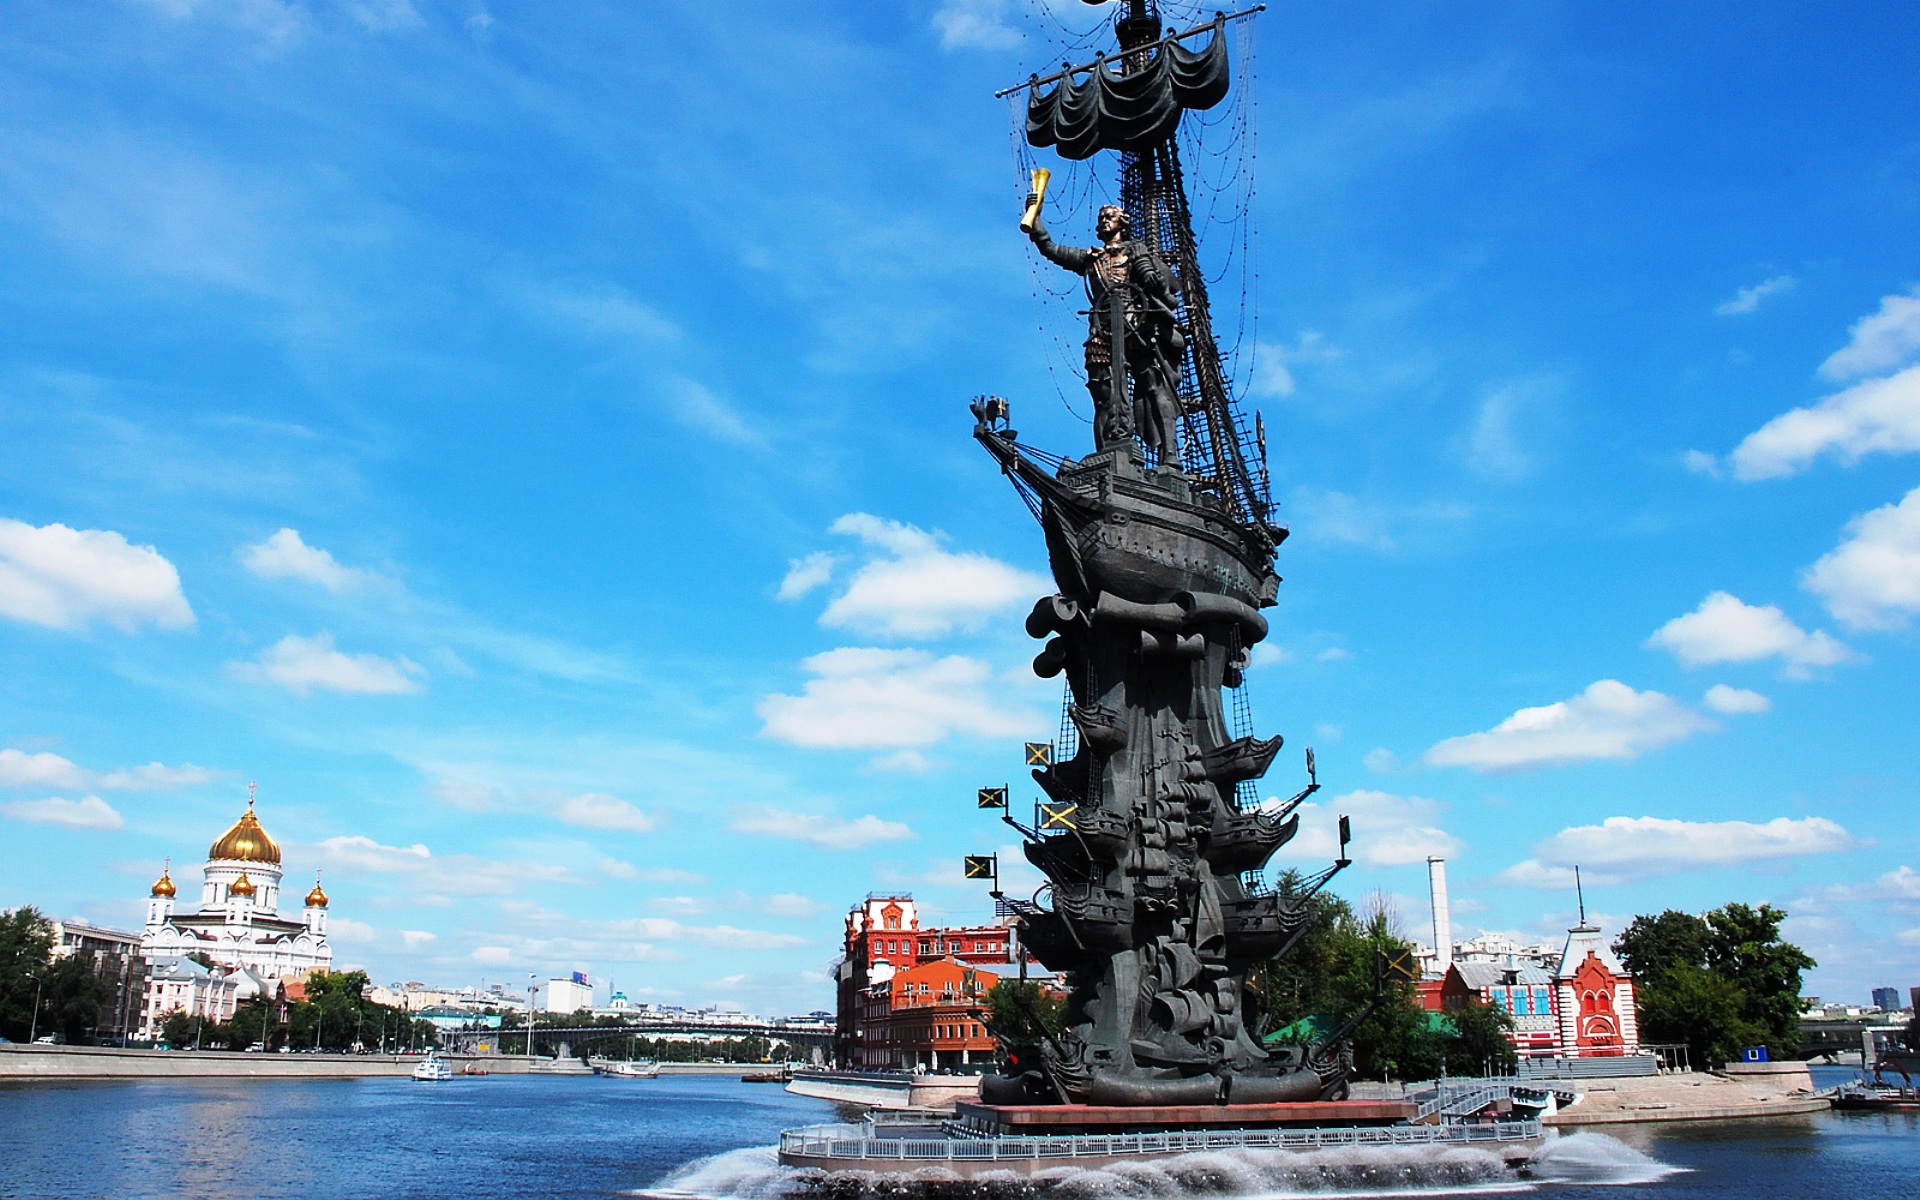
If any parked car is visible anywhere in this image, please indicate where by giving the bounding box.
[34,1036,58,1045]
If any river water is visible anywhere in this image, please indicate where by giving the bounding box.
[0,1072,1912,1199]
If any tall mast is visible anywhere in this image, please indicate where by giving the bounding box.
[1111,1,1273,530]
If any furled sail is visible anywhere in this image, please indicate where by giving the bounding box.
[1025,18,1229,161]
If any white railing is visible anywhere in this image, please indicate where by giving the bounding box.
[779,1120,1543,1163]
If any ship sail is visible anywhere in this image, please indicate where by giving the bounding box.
[1024,18,1230,160]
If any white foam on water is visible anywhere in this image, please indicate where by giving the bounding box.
[631,1132,1684,1200]
[1030,1145,1527,1198]
[637,1145,796,1200]
[1525,1133,1684,1187]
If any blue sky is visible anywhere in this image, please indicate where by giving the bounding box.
[3,0,1918,1015]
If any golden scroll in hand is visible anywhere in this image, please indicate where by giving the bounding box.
[1019,167,1052,233]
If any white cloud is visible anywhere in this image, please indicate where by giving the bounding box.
[1803,485,1920,630]
[97,761,217,790]
[0,749,88,790]
[553,792,656,834]
[1425,680,1715,772]
[1819,288,1920,380]
[1286,488,1398,551]
[1728,364,1920,480]
[932,0,1019,50]
[729,806,913,850]
[1462,383,1539,480]
[316,835,433,872]
[1497,815,1857,886]
[776,552,836,601]
[1362,748,1399,774]
[1,750,216,793]
[1647,591,1854,675]
[0,794,124,830]
[472,946,513,965]
[1276,790,1461,866]
[238,528,371,592]
[229,632,425,695]
[1681,449,1721,477]
[314,834,577,901]
[1703,684,1771,715]
[1251,331,1344,399]
[757,647,1035,752]
[762,893,823,918]
[0,518,193,632]
[341,0,423,32]
[1714,274,1795,316]
[815,514,1050,638]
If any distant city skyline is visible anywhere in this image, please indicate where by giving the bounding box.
[3,2,1918,1012]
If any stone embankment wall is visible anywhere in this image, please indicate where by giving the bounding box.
[1546,1062,1829,1125]
[0,1044,419,1079]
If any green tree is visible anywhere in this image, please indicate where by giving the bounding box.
[1252,886,1442,1082]
[1614,903,1814,1067]
[1615,910,1710,980]
[985,979,1067,1049]
[40,951,106,1044]
[159,1008,198,1048]
[1444,999,1518,1078]
[0,906,56,1042]
[1703,903,1814,1060]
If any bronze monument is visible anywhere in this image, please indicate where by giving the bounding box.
[970,0,1356,1108]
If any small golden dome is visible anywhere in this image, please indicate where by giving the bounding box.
[229,871,257,898]
[304,880,329,908]
[209,805,281,865]
[151,869,176,898]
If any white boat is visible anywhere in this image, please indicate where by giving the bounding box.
[596,1060,660,1078]
[412,1054,456,1081]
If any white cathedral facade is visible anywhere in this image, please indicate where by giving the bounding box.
[141,792,334,1028]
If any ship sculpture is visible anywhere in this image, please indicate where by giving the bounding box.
[973,0,1357,1108]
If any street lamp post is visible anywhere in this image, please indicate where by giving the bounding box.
[27,973,43,1044]
[527,974,539,1060]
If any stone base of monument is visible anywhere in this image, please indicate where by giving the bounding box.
[952,1098,1416,1134]
[776,1099,1545,1178]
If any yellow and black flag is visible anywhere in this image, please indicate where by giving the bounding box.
[1024,742,1054,767]
[1039,801,1078,831]
[963,854,998,881]
[1381,947,1419,983]
[977,786,1009,809]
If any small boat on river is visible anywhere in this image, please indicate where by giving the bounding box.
[411,1055,455,1082]
[596,1060,660,1078]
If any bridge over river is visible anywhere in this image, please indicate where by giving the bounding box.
[441,1019,832,1062]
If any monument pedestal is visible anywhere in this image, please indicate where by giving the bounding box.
[953,1098,1417,1136]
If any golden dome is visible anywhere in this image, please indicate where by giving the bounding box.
[229,871,257,898]
[209,805,281,865]
[304,879,329,908]
[151,868,176,898]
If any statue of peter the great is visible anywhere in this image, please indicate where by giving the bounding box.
[1025,202,1185,461]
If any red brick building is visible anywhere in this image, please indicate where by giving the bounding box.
[1415,918,1639,1060]
[856,958,1001,1070]
[1554,921,1638,1055]
[834,893,1016,1068]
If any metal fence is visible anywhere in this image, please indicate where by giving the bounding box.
[779,1119,1544,1164]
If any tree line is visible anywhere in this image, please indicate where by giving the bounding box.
[158,967,441,1053]
[0,907,110,1044]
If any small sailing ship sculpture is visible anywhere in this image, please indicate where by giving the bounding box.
[972,0,1358,1107]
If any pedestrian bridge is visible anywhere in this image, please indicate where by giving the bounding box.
[441,1019,833,1060]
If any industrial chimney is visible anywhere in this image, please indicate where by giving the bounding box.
[1427,856,1453,972]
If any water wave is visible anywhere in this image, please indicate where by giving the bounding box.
[638,1132,1679,1200]
[1524,1132,1684,1186]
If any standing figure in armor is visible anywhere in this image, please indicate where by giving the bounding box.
[1026,203,1185,460]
